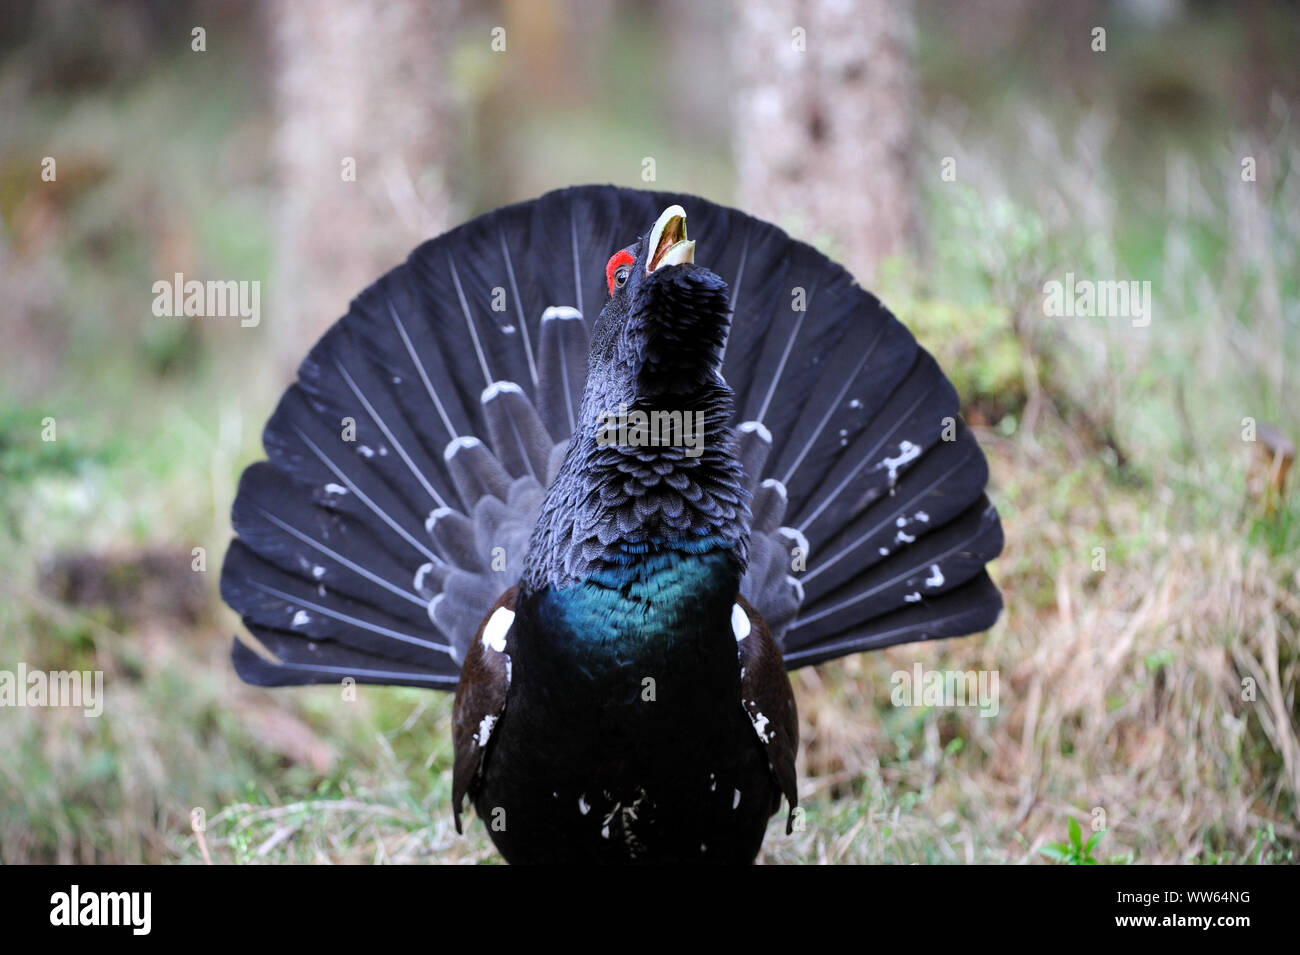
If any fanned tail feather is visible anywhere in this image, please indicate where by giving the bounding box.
[222,185,1003,690]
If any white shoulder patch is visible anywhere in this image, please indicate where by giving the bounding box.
[482,606,514,653]
[731,603,751,642]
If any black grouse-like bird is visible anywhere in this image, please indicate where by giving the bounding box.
[221,185,1004,864]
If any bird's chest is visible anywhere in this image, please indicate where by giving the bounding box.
[474,555,776,862]
[518,556,741,736]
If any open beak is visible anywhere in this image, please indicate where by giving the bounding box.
[646,205,695,273]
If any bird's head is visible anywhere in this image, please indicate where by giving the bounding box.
[585,204,732,406]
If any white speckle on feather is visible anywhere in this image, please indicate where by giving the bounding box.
[733,789,742,809]
[476,714,496,747]
[751,710,772,741]
[424,506,454,534]
[895,530,916,544]
[357,445,374,458]
[324,483,349,496]
[317,584,326,597]
[312,565,325,579]
[392,375,402,384]
[482,606,514,652]
[291,610,310,627]
[481,380,523,402]
[731,603,751,642]
[879,546,890,556]
[915,510,930,522]
[443,435,482,461]
[849,398,863,410]
[738,420,772,443]
[579,794,590,815]
[925,564,945,588]
[904,591,922,603]
[501,324,516,335]
[542,305,583,322]
[876,440,921,485]
[378,446,388,456]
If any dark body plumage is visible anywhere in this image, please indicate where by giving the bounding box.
[220,185,1003,864]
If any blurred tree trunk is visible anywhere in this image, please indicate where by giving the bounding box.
[267,0,462,376]
[732,0,918,284]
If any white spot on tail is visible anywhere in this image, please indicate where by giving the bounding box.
[760,478,787,501]
[925,564,945,588]
[739,420,772,443]
[291,610,310,627]
[876,440,921,485]
[444,435,482,461]
[542,305,583,322]
[425,506,454,535]
[778,526,810,563]
[481,380,523,402]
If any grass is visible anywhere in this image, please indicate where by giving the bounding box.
[1,9,1297,864]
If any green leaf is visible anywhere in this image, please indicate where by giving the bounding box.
[1067,816,1082,847]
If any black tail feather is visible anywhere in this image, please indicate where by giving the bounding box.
[222,185,1005,690]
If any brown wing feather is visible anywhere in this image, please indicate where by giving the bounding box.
[736,595,800,832]
[451,587,516,833]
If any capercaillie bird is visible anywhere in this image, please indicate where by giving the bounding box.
[220,185,1004,864]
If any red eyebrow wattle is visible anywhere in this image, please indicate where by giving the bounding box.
[605,250,635,295]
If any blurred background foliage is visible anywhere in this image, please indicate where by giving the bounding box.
[0,0,1297,863]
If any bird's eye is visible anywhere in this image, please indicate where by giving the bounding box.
[605,249,636,296]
